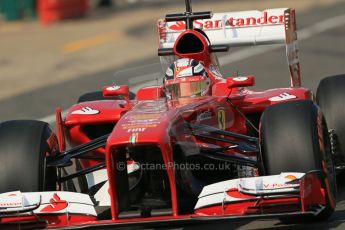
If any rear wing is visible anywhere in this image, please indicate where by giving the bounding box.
[157,8,301,87]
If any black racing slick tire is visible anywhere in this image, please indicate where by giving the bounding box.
[316,74,345,163]
[77,91,136,103]
[260,100,336,219]
[0,120,58,193]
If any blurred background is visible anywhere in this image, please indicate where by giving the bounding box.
[0,0,344,119]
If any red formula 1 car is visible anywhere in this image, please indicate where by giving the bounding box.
[1,0,345,229]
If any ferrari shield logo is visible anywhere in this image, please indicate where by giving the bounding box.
[218,110,226,130]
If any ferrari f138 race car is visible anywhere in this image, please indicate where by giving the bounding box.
[1,0,345,229]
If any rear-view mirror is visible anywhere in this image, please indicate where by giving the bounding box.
[226,76,255,88]
[102,85,130,99]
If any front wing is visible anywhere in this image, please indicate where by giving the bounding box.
[0,171,329,229]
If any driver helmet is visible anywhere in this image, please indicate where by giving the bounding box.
[164,58,210,99]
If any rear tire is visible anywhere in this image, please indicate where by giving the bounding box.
[0,120,58,193]
[316,74,345,164]
[260,100,335,219]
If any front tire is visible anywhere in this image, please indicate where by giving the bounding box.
[260,100,335,219]
[0,120,58,193]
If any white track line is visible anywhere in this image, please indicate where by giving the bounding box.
[39,13,345,124]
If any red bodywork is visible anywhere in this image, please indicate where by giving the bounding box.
[0,6,333,229]
[56,28,317,224]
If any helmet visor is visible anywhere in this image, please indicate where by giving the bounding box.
[166,78,208,98]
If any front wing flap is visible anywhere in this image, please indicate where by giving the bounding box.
[0,191,97,228]
[195,171,327,216]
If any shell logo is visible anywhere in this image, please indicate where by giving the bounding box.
[40,193,68,213]
[284,175,297,182]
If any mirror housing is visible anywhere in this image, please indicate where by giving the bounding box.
[226,76,255,88]
[102,85,130,99]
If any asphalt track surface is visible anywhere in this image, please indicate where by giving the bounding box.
[1,1,345,229]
